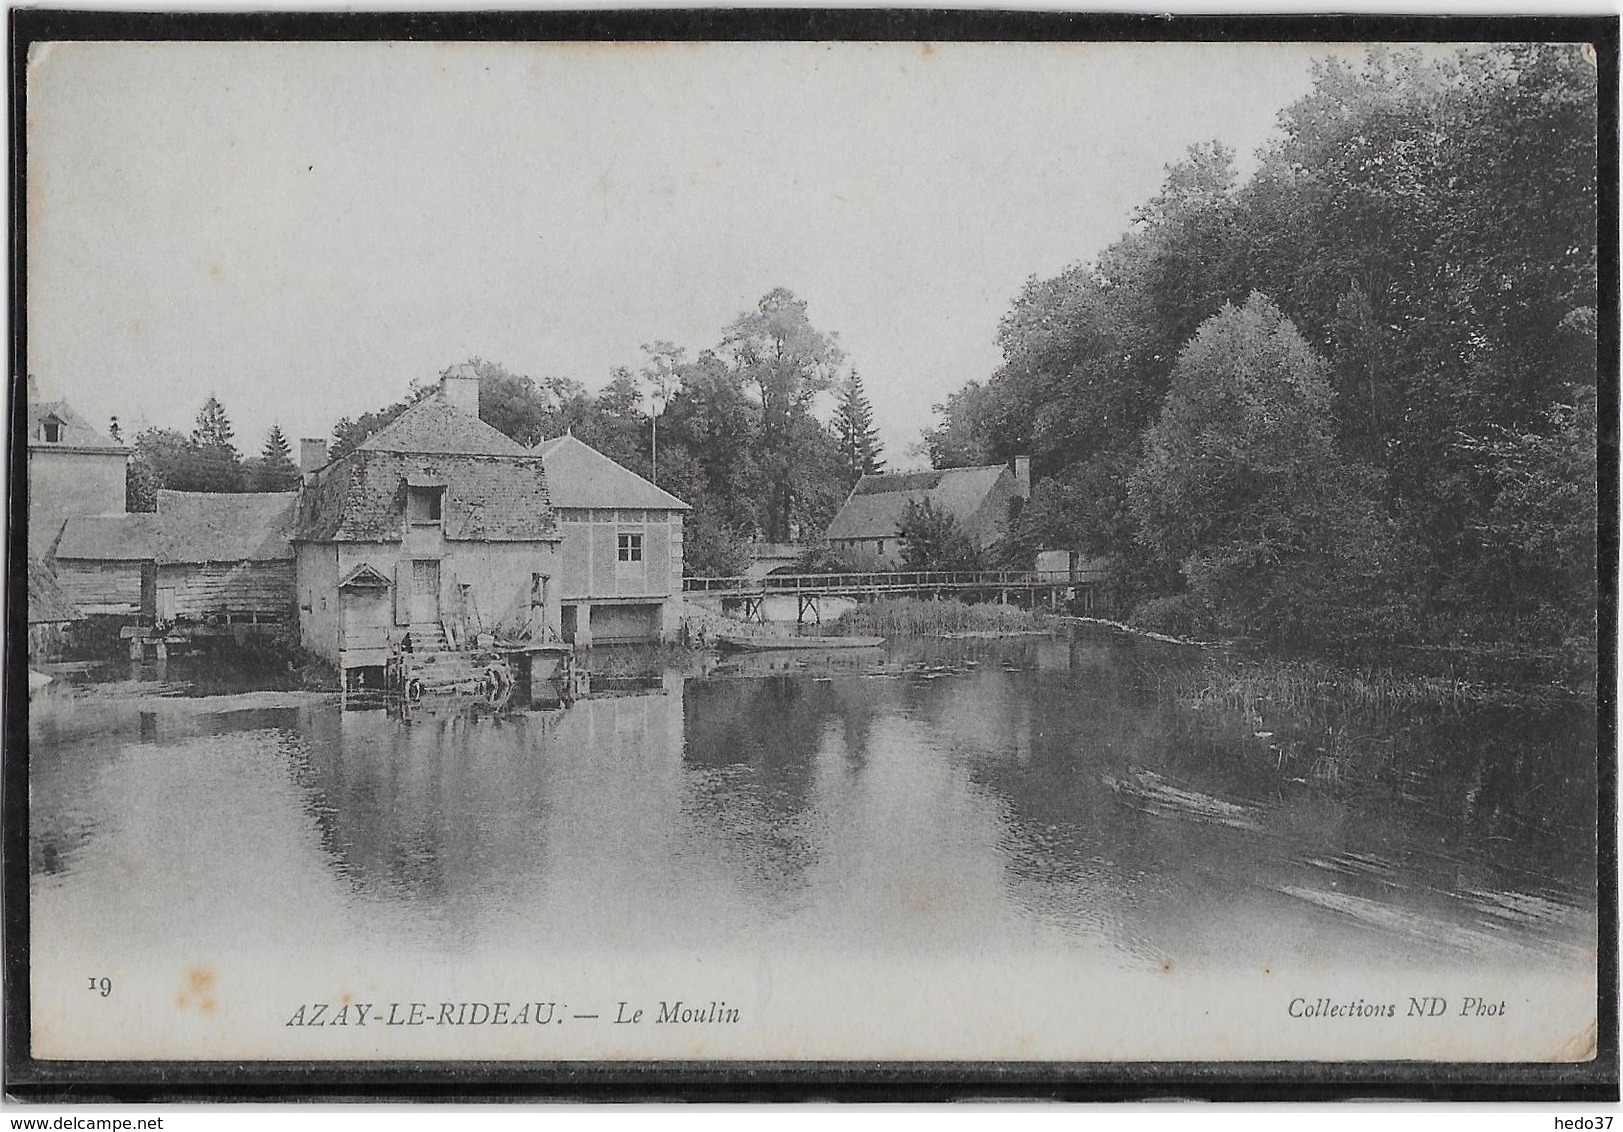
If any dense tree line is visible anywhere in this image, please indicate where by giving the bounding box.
[126,395,301,509]
[924,45,1599,653]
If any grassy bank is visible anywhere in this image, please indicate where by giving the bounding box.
[1170,657,1482,713]
[1157,648,1594,713]
[832,597,1055,637]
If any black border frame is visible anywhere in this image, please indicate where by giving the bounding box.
[5,8,1618,1103]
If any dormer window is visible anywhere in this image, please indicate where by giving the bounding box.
[407,484,444,525]
[40,418,62,443]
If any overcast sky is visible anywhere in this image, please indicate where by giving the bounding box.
[27,39,1356,467]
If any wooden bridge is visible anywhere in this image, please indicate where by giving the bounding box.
[683,569,1103,625]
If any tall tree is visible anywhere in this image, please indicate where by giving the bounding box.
[922,381,999,470]
[722,288,844,541]
[577,366,655,477]
[640,340,686,486]
[1128,294,1410,643]
[659,349,764,535]
[192,394,236,449]
[1457,385,1599,648]
[162,394,244,491]
[253,424,299,491]
[834,370,885,482]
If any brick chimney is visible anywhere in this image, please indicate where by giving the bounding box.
[441,364,480,416]
[300,437,329,473]
[1013,455,1031,499]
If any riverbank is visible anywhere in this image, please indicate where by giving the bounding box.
[1152,645,1596,711]
[1064,615,1216,648]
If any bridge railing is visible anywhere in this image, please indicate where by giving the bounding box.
[683,569,1078,594]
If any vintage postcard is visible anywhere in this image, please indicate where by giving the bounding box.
[11,16,1611,1089]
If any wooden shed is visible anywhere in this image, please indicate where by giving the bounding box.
[54,513,162,616]
[55,491,298,624]
[150,491,298,622]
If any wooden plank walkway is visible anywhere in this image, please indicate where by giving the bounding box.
[685,569,1077,596]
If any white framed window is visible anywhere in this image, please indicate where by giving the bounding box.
[617,532,643,563]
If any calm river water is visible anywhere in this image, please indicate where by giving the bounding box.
[28,632,1598,1061]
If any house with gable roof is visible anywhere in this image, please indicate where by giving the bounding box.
[534,433,689,645]
[25,376,130,557]
[824,457,1031,568]
[291,367,564,681]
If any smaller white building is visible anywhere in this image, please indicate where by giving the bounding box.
[534,435,689,645]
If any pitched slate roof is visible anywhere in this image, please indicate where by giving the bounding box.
[535,434,689,511]
[359,396,529,456]
[56,492,298,563]
[55,513,164,561]
[28,557,83,624]
[824,464,1009,541]
[27,398,126,450]
[294,451,558,542]
[153,491,298,561]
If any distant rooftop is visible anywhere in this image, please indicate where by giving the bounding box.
[825,464,1008,541]
[26,395,126,451]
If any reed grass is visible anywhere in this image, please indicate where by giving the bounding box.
[832,597,1055,637]
[1173,657,1489,713]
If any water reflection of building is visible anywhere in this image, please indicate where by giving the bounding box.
[291,685,688,946]
[291,707,558,934]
